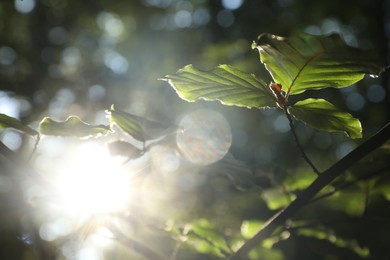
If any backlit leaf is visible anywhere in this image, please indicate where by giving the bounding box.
[163,64,276,108]
[289,98,362,139]
[108,105,177,142]
[252,32,385,95]
[39,116,110,138]
[189,219,232,257]
[0,113,38,136]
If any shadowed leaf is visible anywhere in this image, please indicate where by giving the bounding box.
[0,113,38,136]
[39,116,110,138]
[163,64,276,108]
[252,32,385,95]
[289,98,362,138]
[107,140,143,159]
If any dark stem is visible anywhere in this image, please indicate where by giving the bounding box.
[284,108,320,175]
[230,122,390,259]
[28,134,40,161]
[310,164,390,204]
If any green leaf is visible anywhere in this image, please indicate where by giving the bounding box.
[240,220,264,239]
[189,219,232,257]
[252,32,385,95]
[0,113,38,136]
[39,116,110,138]
[262,188,296,210]
[289,98,362,139]
[163,64,276,108]
[108,105,177,142]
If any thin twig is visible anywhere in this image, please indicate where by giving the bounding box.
[310,165,390,204]
[284,108,320,175]
[230,122,390,259]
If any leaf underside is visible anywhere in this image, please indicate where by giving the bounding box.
[39,116,110,138]
[252,32,385,95]
[0,113,38,136]
[289,98,362,139]
[163,64,276,109]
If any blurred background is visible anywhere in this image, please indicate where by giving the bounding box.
[0,0,390,259]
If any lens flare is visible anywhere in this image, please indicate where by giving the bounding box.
[176,109,232,165]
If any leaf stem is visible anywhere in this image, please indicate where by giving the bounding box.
[283,107,320,175]
[230,122,390,259]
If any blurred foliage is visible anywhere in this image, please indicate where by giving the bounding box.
[0,0,390,259]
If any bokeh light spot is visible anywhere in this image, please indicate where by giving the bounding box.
[88,85,106,102]
[97,12,125,38]
[222,0,244,10]
[15,0,36,14]
[367,84,386,103]
[177,109,232,165]
[217,10,235,27]
[346,92,365,111]
[193,8,210,26]
[0,46,16,65]
[174,10,192,28]
[273,114,290,133]
[335,141,356,159]
[103,50,128,74]
[2,130,22,151]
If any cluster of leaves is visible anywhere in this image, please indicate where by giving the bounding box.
[0,32,388,259]
[163,32,384,139]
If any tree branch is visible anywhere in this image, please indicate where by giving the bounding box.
[230,122,390,259]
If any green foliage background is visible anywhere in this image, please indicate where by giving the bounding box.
[0,0,389,259]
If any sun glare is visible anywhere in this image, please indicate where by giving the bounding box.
[50,141,132,219]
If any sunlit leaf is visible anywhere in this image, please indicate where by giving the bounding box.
[241,220,264,239]
[39,116,110,138]
[163,64,276,108]
[252,32,385,95]
[0,113,38,136]
[262,188,296,210]
[188,219,232,257]
[289,98,362,138]
[108,105,177,142]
